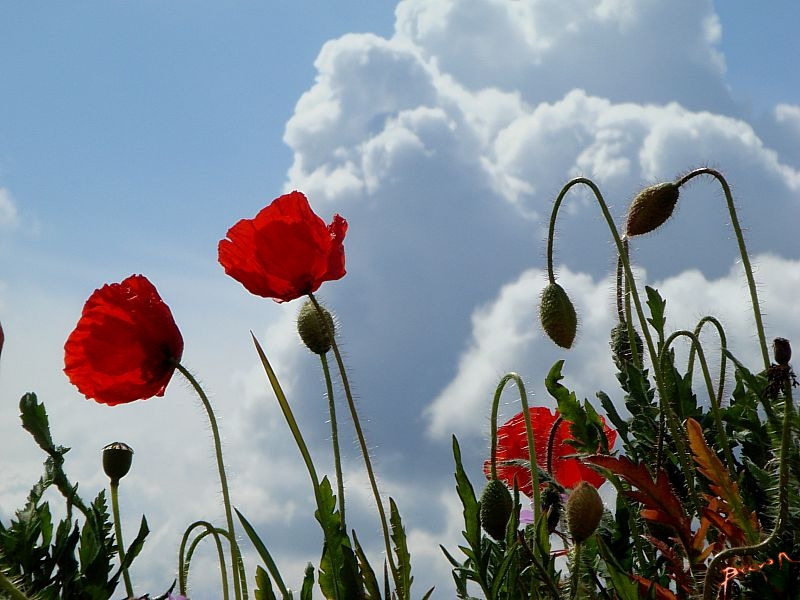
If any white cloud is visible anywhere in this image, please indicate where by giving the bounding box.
[0,188,19,229]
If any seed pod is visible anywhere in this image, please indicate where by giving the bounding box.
[480,479,513,540]
[610,323,643,366]
[566,481,603,543]
[625,182,679,237]
[102,442,134,485]
[773,337,792,366]
[297,300,335,355]
[540,282,577,349]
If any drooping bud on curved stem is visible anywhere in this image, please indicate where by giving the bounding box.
[624,182,680,237]
[488,373,541,523]
[539,283,577,349]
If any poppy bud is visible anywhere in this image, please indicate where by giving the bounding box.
[610,323,643,367]
[625,182,680,237]
[539,282,577,349]
[103,442,134,485]
[480,479,513,540]
[297,300,335,355]
[774,337,792,366]
[566,481,603,543]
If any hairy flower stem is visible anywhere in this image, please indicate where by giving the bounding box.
[546,415,562,478]
[571,542,583,600]
[320,353,346,530]
[307,293,400,587]
[676,168,769,370]
[548,178,699,512]
[175,363,243,600]
[178,521,230,600]
[662,331,734,470]
[687,316,728,409]
[489,373,540,522]
[109,481,134,598]
[702,379,794,599]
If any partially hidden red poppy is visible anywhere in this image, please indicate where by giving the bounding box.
[218,191,347,303]
[484,407,616,494]
[64,275,184,406]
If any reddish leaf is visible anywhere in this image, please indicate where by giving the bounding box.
[586,455,694,552]
[630,575,679,600]
[686,418,760,544]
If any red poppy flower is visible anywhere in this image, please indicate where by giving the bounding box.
[218,191,347,303]
[484,407,616,494]
[64,275,184,406]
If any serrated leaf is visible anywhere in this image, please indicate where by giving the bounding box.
[352,531,381,600]
[644,286,666,338]
[301,563,314,600]
[585,455,694,554]
[544,361,604,452]
[315,477,362,600]
[389,498,412,599]
[686,418,760,544]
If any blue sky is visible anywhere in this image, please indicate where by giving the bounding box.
[2,1,800,598]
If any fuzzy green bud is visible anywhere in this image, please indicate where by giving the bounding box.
[540,282,578,349]
[480,479,513,540]
[102,442,134,485]
[566,481,603,543]
[297,300,335,355]
[625,182,680,237]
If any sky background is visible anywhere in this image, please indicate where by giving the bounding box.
[1,1,800,597]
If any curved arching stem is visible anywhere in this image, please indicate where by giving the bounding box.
[488,373,540,521]
[687,315,728,416]
[662,330,734,471]
[178,520,231,600]
[676,168,769,369]
[549,178,697,499]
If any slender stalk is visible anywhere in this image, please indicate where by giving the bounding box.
[676,168,770,370]
[545,415,563,479]
[307,292,400,586]
[320,353,346,530]
[548,178,700,513]
[109,481,134,598]
[178,520,230,600]
[687,316,728,409]
[571,542,583,600]
[702,375,794,598]
[0,572,31,600]
[488,373,540,522]
[174,362,242,600]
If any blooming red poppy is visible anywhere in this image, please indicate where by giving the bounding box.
[484,407,616,494]
[64,275,184,406]
[218,191,348,303]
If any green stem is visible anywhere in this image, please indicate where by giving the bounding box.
[549,178,700,513]
[321,353,346,531]
[178,521,230,600]
[110,481,134,598]
[488,373,540,522]
[175,362,242,600]
[307,292,400,587]
[702,377,793,599]
[662,331,735,471]
[676,168,770,370]
[0,572,32,600]
[571,542,583,600]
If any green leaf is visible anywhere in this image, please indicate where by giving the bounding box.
[19,393,59,457]
[389,498,412,598]
[352,531,381,600]
[544,361,604,453]
[254,565,278,600]
[300,563,314,600]
[236,509,291,599]
[644,286,666,341]
[596,537,640,600]
[315,477,362,600]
